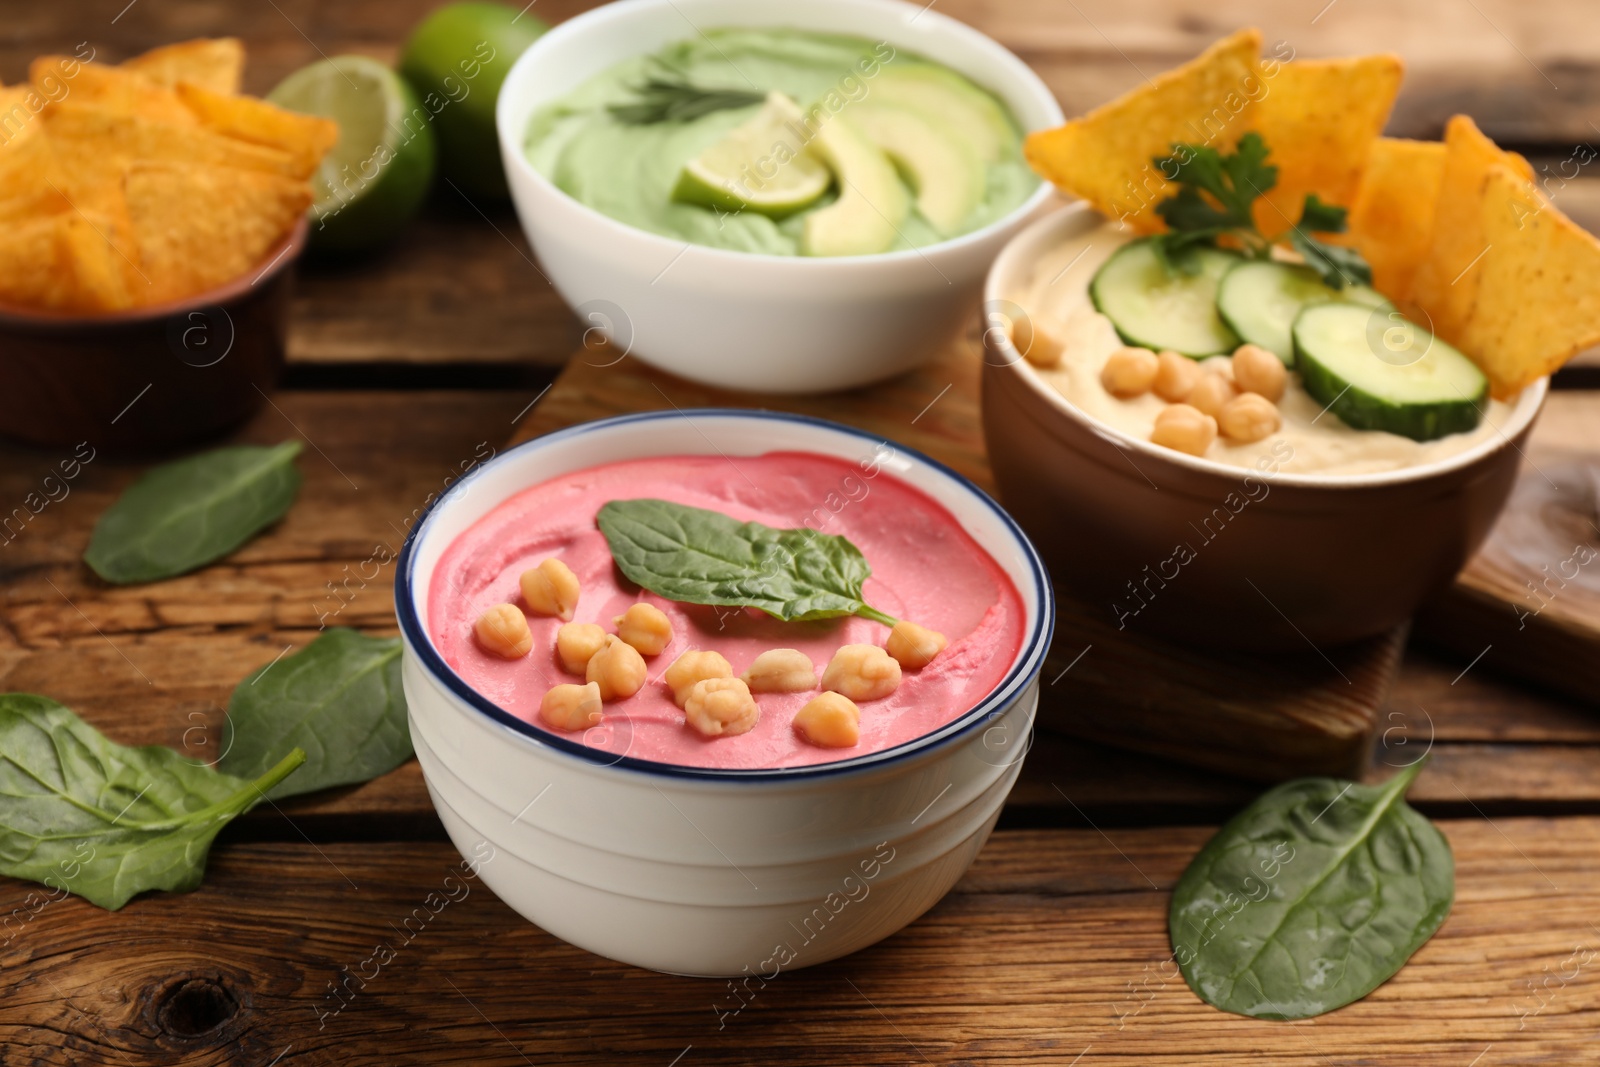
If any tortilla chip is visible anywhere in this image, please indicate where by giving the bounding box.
[0,185,73,222]
[1407,115,1534,342]
[1024,29,1263,232]
[125,162,310,302]
[1250,54,1403,239]
[0,212,136,312]
[30,56,196,127]
[1452,165,1600,398]
[0,128,62,202]
[0,84,46,148]
[176,82,337,180]
[1347,137,1446,304]
[121,38,244,95]
[43,103,302,193]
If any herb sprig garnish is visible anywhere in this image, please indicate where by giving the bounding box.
[607,75,765,126]
[1150,132,1372,289]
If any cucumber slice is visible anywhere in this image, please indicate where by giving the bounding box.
[1217,260,1386,365]
[1089,239,1242,357]
[1293,302,1487,441]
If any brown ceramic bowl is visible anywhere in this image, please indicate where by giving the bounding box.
[0,216,308,452]
[980,205,1548,650]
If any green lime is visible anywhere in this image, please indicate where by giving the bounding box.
[399,2,549,200]
[671,93,831,218]
[269,55,437,253]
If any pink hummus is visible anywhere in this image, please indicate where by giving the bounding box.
[427,452,1025,769]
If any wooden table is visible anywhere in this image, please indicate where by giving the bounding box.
[3,2,1600,1064]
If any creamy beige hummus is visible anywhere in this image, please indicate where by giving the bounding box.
[1014,222,1513,477]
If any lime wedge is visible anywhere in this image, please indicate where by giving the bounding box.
[269,55,437,253]
[671,92,831,218]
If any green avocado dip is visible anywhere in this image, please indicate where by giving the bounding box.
[524,28,1038,256]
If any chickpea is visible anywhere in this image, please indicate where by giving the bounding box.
[885,620,947,669]
[1099,345,1159,398]
[1153,350,1203,402]
[555,622,607,675]
[520,558,580,621]
[1231,343,1287,402]
[1218,392,1283,443]
[663,650,733,707]
[1186,372,1238,418]
[474,603,532,659]
[1011,315,1066,368]
[614,603,673,656]
[742,648,817,693]
[684,677,760,738]
[1150,403,1218,457]
[792,692,861,749]
[586,635,646,702]
[821,644,902,702]
[540,682,603,732]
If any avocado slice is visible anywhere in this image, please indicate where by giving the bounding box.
[849,101,984,236]
[864,63,1019,163]
[801,113,908,257]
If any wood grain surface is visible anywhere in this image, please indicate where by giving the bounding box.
[1414,392,1600,705]
[1,3,1598,1064]
[1,823,1595,1066]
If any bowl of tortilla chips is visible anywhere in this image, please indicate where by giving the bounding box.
[0,39,336,449]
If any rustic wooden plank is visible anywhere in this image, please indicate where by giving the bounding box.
[289,204,579,366]
[0,391,534,827]
[514,339,1400,781]
[2,821,1596,1065]
[1413,392,1600,705]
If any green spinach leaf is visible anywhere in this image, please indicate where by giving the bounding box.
[221,629,410,799]
[84,441,303,584]
[0,693,303,910]
[596,499,897,625]
[1170,760,1453,1020]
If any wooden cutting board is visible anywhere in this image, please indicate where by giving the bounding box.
[1414,391,1600,705]
[512,333,1400,782]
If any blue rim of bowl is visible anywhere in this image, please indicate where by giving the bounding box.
[395,408,1056,782]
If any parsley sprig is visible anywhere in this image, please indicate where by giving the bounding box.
[1150,132,1372,289]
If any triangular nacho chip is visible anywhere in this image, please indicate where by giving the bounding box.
[1250,54,1403,239]
[1347,137,1446,305]
[1407,115,1533,342]
[125,162,310,302]
[43,102,301,188]
[121,38,244,95]
[30,56,196,127]
[176,82,337,180]
[1024,29,1262,232]
[0,84,45,148]
[0,211,137,312]
[1454,165,1600,398]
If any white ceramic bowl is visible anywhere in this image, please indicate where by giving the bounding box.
[494,0,1063,394]
[396,411,1054,975]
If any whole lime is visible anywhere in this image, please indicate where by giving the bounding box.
[269,55,437,253]
[399,2,549,200]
